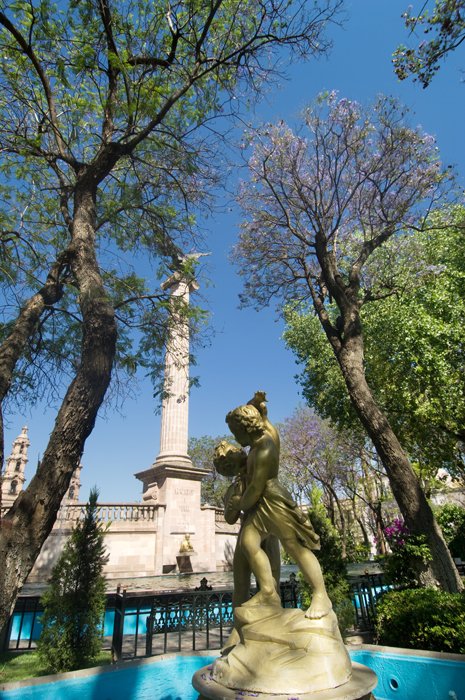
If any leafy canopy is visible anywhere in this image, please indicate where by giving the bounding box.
[393,1,465,87]
[0,0,342,407]
[279,405,361,506]
[189,433,231,506]
[284,206,465,480]
[235,92,452,313]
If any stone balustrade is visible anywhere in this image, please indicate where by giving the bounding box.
[57,502,157,522]
[214,508,226,523]
[1,502,157,523]
[214,507,240,536]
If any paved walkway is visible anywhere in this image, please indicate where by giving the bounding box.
[106,626,229,660]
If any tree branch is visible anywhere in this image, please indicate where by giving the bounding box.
[0,11,70,162]
[0,250,72,403]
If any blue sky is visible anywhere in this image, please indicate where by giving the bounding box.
[4,0,465,502]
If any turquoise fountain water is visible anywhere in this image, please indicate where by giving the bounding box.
[1,648,464,700]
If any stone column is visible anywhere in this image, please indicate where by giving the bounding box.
[155,272,198,468]
[134,268,216,573]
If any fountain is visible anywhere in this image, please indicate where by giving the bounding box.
[192,392,377,700]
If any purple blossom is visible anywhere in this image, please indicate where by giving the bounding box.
[384,518,410,550]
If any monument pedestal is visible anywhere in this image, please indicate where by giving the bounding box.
[176,552,196,573]
[192,606,377,700]
[135,461,215,573]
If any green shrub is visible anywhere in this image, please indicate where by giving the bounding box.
[435,503,465,561]
[346,539,371,563]
[37,488,108,673]
[298,498,355,634]
[375,588,465,653]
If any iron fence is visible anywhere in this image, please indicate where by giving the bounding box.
[5,595,42,651]
[280,571,301,608]
[144,588,234,657]
[348,573,391,631]
[110,590,152,660]
[4,573,389,657]
[112,576,301,660]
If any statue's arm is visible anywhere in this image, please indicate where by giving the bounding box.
[239,445,271,513]
[223,478,243,524]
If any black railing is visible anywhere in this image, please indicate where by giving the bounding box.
[5,595,42,651]
[348,573,391,631]
[110,590,153,660]
[145,588,234,657]
[280,571,301,608]
[4,573,389,656]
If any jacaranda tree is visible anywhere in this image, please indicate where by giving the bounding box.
[234,92,462,591]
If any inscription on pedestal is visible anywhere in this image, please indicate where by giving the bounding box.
[175,487,194,496]
[171,484,197,532]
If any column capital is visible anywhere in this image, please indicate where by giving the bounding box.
[161,270,200,294]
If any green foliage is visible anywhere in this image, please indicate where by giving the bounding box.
[345,538,371,564]
[380,537,432,588]
[284,207,465,481]
[299,493,355,633]
[189,434,232,507]
[299,571,355,636]
[37,488,108,673]
[435,503,465,560]
[375,588,465,653]
[308,495,347,583]
[393,1,465,87]
[0,0,341,408]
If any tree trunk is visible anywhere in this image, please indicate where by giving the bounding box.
[0,255,69,473]
[0,185,118,640]
[330,489,347,559]
[355,513,371,551]
[325,490,336,525]
[372,502,387,556]
[337,335,463,592]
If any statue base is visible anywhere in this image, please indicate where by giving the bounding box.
[176,553,195,573]
[192,606,377,700]
[193,663,376,700]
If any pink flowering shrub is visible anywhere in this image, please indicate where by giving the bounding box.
[381,518,431,587]
[384,518,410,549]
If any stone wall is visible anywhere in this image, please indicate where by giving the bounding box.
[214,509,239,571]
[431,486,465,508]
[6,486,465,585]
[4,502,239,584]
[26,503,162,582]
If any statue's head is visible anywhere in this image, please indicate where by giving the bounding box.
[226,404,265,446]
[213,440,247,477]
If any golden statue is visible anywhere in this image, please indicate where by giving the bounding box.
[179,533,194,554]
[225,395,332,619]
[193,392,377,700]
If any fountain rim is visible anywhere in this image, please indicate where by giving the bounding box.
[1,644,464,693]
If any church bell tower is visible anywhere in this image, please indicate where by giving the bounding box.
[1,426,30,509]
